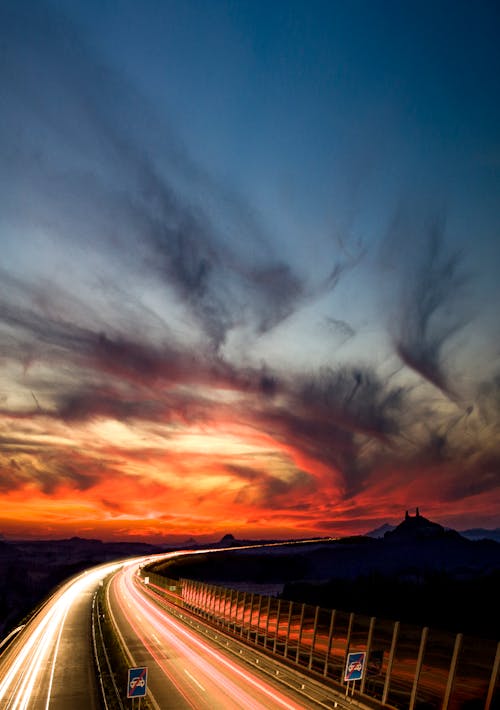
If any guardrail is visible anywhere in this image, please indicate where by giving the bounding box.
[92,592,112,710]
[0,625,25,655]
[140,569,500,710]
[91,583,132,710]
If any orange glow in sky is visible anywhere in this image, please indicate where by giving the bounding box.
[1,1,499,543]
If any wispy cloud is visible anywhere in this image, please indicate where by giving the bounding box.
[392,217,468,398]
[0,0,498,539]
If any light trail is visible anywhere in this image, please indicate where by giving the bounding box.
[184,668,206,692]
[43,598,71,710]
[111,561,306,710]
[0,544,338,709]
[0,561,124,709]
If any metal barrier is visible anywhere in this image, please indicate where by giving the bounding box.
[141,570,500,709]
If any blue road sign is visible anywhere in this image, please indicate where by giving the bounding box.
[344,652,366,681]
[127,666,148,698]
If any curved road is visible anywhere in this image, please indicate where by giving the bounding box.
[0,560,123,709]
[109,560,324,709]
[0,551,354,709]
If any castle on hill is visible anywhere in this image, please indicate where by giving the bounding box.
[384,508,453,540]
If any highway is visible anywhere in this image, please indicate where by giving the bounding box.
[0,551,356,709]
[0,560,124,709]
[108,559,336,709]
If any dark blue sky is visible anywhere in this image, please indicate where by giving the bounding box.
[65,0,500,322]
[0,0,499,540]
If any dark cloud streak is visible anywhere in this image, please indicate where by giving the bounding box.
[394,220,467,397]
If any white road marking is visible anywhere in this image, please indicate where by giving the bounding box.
[184,668,206,692]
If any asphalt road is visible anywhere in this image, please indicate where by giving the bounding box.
[0,549,364,709]
[108,561,359,709]
[0,560,124,709]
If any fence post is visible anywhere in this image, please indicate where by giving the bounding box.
[215,586,221,621]
[240,592,247,636]
[229,590,240,631]
[205,584,212,619]
[323,609,336,677]
[247,593,254,641]
[360,616,376,694]
[284,600,293,659]
[409,626,428,710]
[222,588,228,624]
[234,591,241,632]
[218,586,224,621]
[227,589,233,627]
[342,613,355,685]
[209,583,214,616]
[442,633,463,710]
[264,596,272,648]
[295,603,306,665]
[485,641,500,710]
[255,595,263,645]
[197,581,203,614]
[273,599,282,654]
[202,582,209,616]
[220,587,225,623]
[308,606,320,670]
[382,620,399,705]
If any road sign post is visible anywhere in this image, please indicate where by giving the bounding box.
[344,651,366,696]
[127,666,148,706]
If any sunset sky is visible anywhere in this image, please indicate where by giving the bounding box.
[1,0,499,542]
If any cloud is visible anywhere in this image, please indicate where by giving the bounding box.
[1,250,498,532]
[477,372,500,426]
[392,218,467,397]
[0,0,353,353]
[0,444,105,494]
[233,365,407,504]
[227,463,316,507]
[0,2,498,538]
[325,317,356,343]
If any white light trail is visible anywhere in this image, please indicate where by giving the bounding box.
[0,561,125,708]
[116,564,303,710]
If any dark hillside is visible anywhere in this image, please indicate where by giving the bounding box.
[283,569,500,639]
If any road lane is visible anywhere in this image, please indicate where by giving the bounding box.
[41,584,99,710]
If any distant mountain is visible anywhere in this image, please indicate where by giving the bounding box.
[365,523,395,538]
[460,528,500,543]
[183,537,199,547]
[365,511,462,540]
[365,521,500,543]
[384,508,462,541]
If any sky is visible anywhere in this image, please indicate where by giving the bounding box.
[0,0,499,543]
